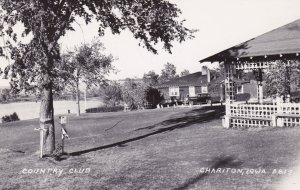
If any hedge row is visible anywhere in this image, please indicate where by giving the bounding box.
[85,106,124,113]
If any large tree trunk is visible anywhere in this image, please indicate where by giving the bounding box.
[40,83,55,156]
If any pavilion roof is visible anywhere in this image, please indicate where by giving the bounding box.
[200,19,300,63]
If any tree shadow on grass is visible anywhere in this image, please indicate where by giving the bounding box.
[69,105,225,157]
[173,155,243,190]
[135,105,224,131]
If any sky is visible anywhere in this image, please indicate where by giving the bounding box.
[1,0,300,86]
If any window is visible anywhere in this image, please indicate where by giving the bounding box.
[201,86,208,93]
[189,86,195,97]
[169,87,179,96]
[237,85,244,94]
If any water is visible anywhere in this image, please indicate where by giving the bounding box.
[0,100,103,120]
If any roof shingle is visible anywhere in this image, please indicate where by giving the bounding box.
[155,72,208,88]
[200,19,300,62]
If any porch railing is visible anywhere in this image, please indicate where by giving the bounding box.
[230,103,276,118]
[228,102,300,127]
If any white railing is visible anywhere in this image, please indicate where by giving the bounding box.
[230,102,277,118]
[231,118,271,128]
[279,102,300,115]
[278,103,300,127]
[228,102,300,127]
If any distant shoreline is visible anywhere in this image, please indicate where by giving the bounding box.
[0,100,104,120]
[0,97,103,104]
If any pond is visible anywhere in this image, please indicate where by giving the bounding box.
[0,100,103,120]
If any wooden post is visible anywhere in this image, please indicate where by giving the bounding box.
[258,84,263,104]
[59,116,69,154]
[284,63,291,102]
[39,129,44,158]
[62,134,65,154]
[225,63,235,104]
[220,84,224,102]
[84,87,87,112]
[276,96,284,127]
[34,127,47,158]
[223,61,235,128]
[257,69,263,104]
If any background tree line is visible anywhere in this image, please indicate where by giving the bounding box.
[95,62,191,110]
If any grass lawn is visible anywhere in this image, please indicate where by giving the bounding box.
[1,105,300,189]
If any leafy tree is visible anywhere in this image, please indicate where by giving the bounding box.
[122,78,147,110]
[60,40,114,116]
[145,87,164,108]
[142,70,159,86]
[0,88,11,102]
[264,60,300,99]
[0,0,194,156]
[102,81,123,107]
[159,62,179,83]
[180,69,190,77]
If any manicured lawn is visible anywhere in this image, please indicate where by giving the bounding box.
[1,105,300,189]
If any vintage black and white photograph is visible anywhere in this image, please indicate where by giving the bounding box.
[1,0,300,189]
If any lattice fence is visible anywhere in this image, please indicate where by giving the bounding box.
[228,102,300,127]
[231,118,271,128]
[278,103,300,127]
[230,103,277,118]
[280,103,300,114]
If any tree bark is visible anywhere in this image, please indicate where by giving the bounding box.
[39,83,55,156]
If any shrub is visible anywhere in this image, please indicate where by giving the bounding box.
[0,89,11,103]
[291,91,300,103]
[235,93,251,102]
[145,87,164,109]
[102,82,123,106]
[121,79,147,110]
[85,106,124,113]
[2,112,20,123]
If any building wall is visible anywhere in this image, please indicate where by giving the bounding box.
[158,83,258,103]
[158,86,206,102]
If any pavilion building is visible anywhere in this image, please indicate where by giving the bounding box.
[200,19,300,128]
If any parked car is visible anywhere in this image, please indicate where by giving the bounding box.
[187,93,211,105]
[161,100,184,107]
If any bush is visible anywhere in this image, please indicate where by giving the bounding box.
[145,87,164,109]
[102,82,123,106]
[0,89,11,103]
[291,91,300,103]
[235,93,251,102]
[2,112,20,123]
[85,106,124,113]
